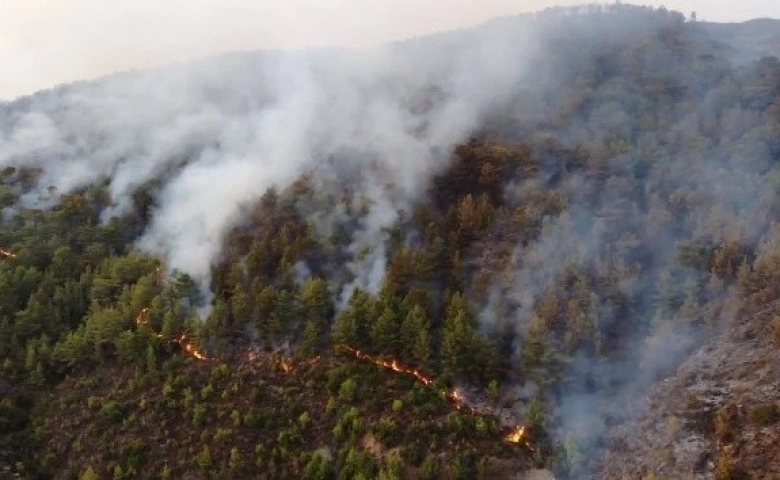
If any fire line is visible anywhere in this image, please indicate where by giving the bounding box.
[135,307,212,362]
[336,344,473,410]
[336,344,529,447]
[133,309,529,447]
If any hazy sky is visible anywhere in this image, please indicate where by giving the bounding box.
[1,0,778,101]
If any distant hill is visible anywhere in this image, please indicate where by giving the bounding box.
[700,18,780,63]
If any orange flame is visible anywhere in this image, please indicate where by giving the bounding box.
[173,334,211,361]
[135,306,211,361]
[135,307,150,326]
[337,344,531,447]
[0,248,16,259]
[504,425,526,443]
[280,357,294,373]
[244,348,322,373]
[337,345,474,413]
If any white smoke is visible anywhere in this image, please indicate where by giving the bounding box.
[0,18,538,291]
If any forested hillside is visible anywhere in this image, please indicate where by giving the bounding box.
[1,5,779,479]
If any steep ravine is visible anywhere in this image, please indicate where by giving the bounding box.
[599,301,780,479]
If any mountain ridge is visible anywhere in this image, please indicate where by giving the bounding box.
[0,4,779,479]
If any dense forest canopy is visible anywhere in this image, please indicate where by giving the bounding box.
[1,4,779,479]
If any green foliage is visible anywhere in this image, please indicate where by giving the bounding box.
[299,411,312,429]
[211,363,231,382]
[192,403,207,427]
[339,378,358,402]
[201,383,215,400]
[213,428,232,443]
[303,452,333,480]
[451,450,479,480]
[101,402,124,423]
[374,417,401,446]
[340,448,377,480]
[231,409,242,426]
[440,292,499,383]
[228,447,244,471]
[420,456,439,480]
[196,445,212,470]
[400,441,426,467]
[326,396,338,415]
[80,466,99,480]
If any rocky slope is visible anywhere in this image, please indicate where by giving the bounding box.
[600,300,780,479]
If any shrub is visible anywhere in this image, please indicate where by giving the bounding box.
[201,383,214,400]
[339,378,358,402]
[373,418,400,446]
[231,409,241,426]
[213,428,232,443]
[299,411,312,429]
[119,439,146,469]
[244,408,261,428]
[420,456,439,480]
[160,465,172,480]
[192,403,207,426]
[326,396,338,415]
[401,441,426,466]
[211,363,230,382]
[101,402,123,423]
[228,447,244,471]
[303,453,332,480]
[196,445,212,469]
[748,403,779,426]
[80,466,99,480]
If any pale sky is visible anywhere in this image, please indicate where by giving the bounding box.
[1,0,778,101]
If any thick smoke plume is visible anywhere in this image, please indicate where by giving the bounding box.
[469,8,780,476]
[0,20,536,294]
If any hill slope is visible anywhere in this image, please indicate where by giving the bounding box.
[700,18,780,64]
[600,300,780,478]
[1,5,780,479]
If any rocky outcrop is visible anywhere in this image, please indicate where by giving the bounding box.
[599,303,780,479]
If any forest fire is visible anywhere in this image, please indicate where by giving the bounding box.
[135,307,211,361]
[0,248,16,259]
[504,425,527,444]
[337,344,474,412]
[244,348,322,373]
[173,334,211,361]
[338,345,433,385]
[135,307,150,326]
[337,344,533,447]
[280,357,294,373]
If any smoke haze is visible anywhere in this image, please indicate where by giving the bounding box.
[0,20,537,289]
[1,1,777,100]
